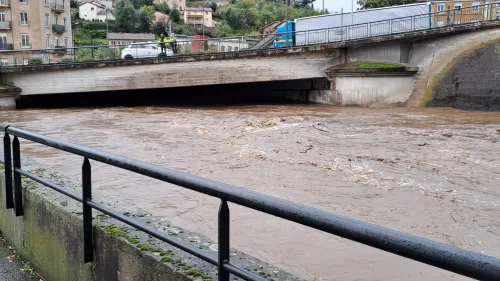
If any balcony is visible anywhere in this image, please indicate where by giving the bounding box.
[0,21,11,29]
[0,0,10,7]
[0,43,13,50]
[51,3,65,13]
[52,24,65,34]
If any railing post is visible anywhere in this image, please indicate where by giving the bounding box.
[3,131,13,209]
[389,19,393,34]
[326,28,329,43]
[306,30,309,45]
[82,157,93,263]
[12,136,23,216]
[368,22,371,37]
[218,200,230,281]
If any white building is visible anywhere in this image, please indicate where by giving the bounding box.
[79,1,115,22]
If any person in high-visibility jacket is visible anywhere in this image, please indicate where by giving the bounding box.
[158,34,168,54]
[169,33,177,55]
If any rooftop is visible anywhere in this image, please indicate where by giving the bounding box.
[80,0,107,9]
[107,33,156,40]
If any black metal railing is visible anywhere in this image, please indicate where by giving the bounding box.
[52,24,65,34]
[51,2,64,12]
[0,43,13,50]
[1,124,499,281]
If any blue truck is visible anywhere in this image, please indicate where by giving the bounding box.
[272,21,295,48]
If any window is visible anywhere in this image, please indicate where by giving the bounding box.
[53,15,58,25]
[454,2,462,12]
[472,2,480,12]
[0,12,5,21]
[45,34,50,48]
[19,0,27,4]
[55,36,59,46]
[234,47,238,51]
[21,34,29,48]
[437,3,445,13]
[44,13,49,27]
[63,17,67,27]
[43,0,48,5]
[0,59,8,66]
[227,46,232,51]
[91,7,94,11]
[220,46,225,51]
[0,34,7,44]
[20,12,28,25]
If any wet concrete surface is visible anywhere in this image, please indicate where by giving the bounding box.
[0,105,499,281]
[0,233,37,281]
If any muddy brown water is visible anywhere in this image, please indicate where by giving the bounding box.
[0,106,499,281]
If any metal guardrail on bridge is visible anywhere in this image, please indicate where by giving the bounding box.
[0,3,499,66]
[0,125,500,281]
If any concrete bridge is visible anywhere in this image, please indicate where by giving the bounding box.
[2,20,500,109]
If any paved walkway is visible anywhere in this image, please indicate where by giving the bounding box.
[0,233,37,281]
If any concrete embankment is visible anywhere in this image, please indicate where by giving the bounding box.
[0,160,299,281]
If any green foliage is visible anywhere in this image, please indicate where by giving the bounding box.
[209,1,217,11]
[115,0,138,32]
[138,5,156,31]
[75,46,122,62]
[70,0,79,9]
[150,22,167,35]
[28,58,43,65]
[215,0,325,34]
[357,0,417,9]
[60,58,74,63]
[169,8,181,23]
[154,2,170,14]
[140,5,156,22]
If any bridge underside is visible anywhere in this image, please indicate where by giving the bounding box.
[15,78,332,109]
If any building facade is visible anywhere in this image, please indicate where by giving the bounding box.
[431,1,486,26]
[79,0,114,22]
[183,7,213,28]
[0,0,72,64]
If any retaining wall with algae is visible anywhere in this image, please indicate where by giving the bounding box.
[0,160,300,281]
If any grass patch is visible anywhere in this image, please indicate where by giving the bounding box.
[0,163,4,169]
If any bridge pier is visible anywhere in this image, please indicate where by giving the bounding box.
[0,86,20,110]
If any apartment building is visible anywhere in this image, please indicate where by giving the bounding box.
[430,0,486,26]
[184,7,213,28]
[0,0,72,54]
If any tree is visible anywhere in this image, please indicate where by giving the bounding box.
[115,0,138,32]
[209,1,217,11]
[169,8,181,23]
[357,0,416,9]
[70,0,79,9]
[154,2,170,14]
[138,5,156,32]
[151,22,168,35]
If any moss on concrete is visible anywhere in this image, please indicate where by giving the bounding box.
[421,37,500,107]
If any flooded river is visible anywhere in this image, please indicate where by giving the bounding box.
[0,105,499,281]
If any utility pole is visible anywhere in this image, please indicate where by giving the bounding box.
[285,0,289,47]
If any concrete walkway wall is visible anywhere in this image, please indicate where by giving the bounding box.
[0,169,194,281]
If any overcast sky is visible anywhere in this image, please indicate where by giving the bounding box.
[319,0,359,13]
